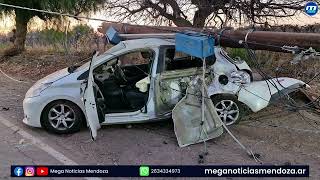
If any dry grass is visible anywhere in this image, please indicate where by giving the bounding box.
[0,49,91,81]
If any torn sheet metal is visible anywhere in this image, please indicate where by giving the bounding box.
[238,77,307,112]
[172,78,223,147]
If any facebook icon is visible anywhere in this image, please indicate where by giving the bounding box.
[13,167,24,177]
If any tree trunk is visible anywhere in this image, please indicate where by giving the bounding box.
[193,10,210,28]
[3,10,32,56]
[13,11,30,53]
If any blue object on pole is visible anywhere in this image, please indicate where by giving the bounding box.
[106,27,121,45]
[175,32,215,59]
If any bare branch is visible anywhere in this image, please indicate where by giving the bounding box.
[104,0,314,27]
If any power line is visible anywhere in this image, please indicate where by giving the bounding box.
[0,2,117,23]
[0,3,184,35]
[0,67,30,84]
[0,2,183,34]
[0,3,268,102]
[0,2,315,54]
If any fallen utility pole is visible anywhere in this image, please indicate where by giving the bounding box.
[98,23,320,52]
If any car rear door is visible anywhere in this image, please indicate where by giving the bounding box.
[82,53,101,140]
[172,78,223,147]
[154,46,205,115]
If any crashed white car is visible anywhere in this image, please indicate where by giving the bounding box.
[23,38,308,139]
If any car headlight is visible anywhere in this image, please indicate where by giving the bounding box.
[230,71,251,84]
[25,82,53,98]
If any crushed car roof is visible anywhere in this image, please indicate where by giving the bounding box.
[103,38,174,55]
[124,38,174,46]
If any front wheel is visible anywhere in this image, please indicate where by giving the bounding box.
[211,95,248,125]
[41,100,85,134]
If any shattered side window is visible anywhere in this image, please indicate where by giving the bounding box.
[119,50,153,66]
[164,48,203,71]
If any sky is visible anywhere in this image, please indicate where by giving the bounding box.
[86,10,320,30]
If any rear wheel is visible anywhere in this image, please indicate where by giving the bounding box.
[41,100,84,134]
[211,95,248,125]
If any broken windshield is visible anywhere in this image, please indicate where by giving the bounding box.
[74,43,126,72]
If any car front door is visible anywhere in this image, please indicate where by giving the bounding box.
[82,53,102,140]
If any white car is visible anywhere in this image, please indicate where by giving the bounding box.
[23,38,308,139]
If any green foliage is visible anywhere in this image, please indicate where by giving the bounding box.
[0,42,9,49]
[0,0,105,20]
[227,48,258,67]
[0,0,104,54]
[39,29,65,44]
[39,24,93,42]
[34,24,94,51]
[71,24,93,35]
[227,48,248,60]
[227,48,283,69]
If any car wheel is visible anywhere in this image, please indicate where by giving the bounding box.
[211,95,248,126]
[41,100,84,134]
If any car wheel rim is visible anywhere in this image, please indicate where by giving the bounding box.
[215,100,240,125]
[48,104,76,131]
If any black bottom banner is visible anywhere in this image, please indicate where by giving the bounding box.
[11,165,309,177]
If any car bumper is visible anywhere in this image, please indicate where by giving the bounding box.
[238,77,307,112]
[23,96,45,127]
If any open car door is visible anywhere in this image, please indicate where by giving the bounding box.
[82,52,101,140]
[172,77,224,147]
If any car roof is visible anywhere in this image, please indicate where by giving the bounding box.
[122,38,175,47]
[101,38,175,56]
[93,38,175,66]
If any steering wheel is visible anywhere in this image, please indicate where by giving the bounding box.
[113,64,127,84]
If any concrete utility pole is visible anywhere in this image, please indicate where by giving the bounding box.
[98,23,320,52]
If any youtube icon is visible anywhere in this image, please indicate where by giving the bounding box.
[36,167,48,176]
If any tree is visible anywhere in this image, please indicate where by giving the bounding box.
[105,0,315,28]
[0,0,104,55]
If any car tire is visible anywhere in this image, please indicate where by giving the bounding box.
[211,94,249,126]
[41,100,85,134]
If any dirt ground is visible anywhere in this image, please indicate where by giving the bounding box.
[0,50,320,179]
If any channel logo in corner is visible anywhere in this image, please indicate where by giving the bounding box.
[305,1,318,16]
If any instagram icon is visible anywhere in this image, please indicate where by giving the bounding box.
[25,167,35,176]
